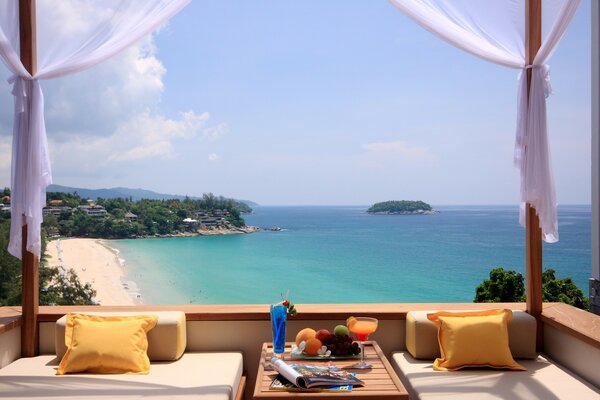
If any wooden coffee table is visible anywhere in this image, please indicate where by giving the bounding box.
[253,341,409,400]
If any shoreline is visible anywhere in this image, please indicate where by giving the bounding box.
[43,228,259,305]
[45,238,141,305]
[129,225,260,239]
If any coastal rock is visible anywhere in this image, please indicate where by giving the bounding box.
[196,225,259,236]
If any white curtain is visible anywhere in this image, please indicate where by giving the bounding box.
[0,0,189,259]
[388,0,580,243]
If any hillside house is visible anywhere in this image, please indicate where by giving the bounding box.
[77,205,108,217]
[125,211,138,221]
[42,206,73,218]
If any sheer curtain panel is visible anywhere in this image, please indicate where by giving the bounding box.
[0,0,189,259]
[388,0,580,242]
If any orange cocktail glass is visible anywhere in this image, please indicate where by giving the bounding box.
[347,317,378,369]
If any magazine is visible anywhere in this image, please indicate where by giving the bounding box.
[269,357,364,389]
[270,374,354,392]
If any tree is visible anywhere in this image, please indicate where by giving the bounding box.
[542,269,589,309]
[41,190,249,239]
[110,207,126,219]
[367,200,433,214]
[42,214,59,229]
[40,267,96,305]
[474,267,589,310]
[226,207,244,227]
[58,219,75,236]
[202,193,217,210]
[474,267,525,303]
[0,214,96,306]
[46,191,84,208]
[71,211,94,236]
[0,214,22,305]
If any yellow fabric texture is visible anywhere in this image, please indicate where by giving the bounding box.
[57,314,158,375]
[427,309,526,372]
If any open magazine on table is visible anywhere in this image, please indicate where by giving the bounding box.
[269,357,364,390]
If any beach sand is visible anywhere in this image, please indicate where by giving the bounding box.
[45,238,140,305]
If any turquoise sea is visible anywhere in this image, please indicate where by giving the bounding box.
[112,205,591,304]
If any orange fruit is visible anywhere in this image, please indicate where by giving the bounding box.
[295,328,316,346]
[346,316,357,330]
[304,338,323,356]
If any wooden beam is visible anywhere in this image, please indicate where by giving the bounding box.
[19,0,36,76]
[20,225,38,356]
[526,204,543,349]
[19,0,39,358]
[525,0,544,351]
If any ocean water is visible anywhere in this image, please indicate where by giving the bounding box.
[112,205,591,304]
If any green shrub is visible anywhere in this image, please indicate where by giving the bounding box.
[475,267,589,310]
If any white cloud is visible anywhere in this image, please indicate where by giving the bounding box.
[203,123,228,142]
[208,153,220,162]
[48,109,213,172]
[108,109,210,162]
[42,37,167,141]
[361,140,436,168]
[0,1,227,184]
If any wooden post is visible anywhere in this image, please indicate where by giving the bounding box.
[525,0,544,351]
[19,0,39,358]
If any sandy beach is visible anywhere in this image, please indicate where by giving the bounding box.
[45,238,140,305]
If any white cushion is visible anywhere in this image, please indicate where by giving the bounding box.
[0,352,242,400]
[392,351,600,400]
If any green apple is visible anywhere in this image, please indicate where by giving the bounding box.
[333,324,349,336]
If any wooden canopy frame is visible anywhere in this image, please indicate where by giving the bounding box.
[15,0,546,355]
[525,0,544,350]
[19,0,39,357]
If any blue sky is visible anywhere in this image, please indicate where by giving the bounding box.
[0,0,592,205]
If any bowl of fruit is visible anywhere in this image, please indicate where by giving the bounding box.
[290,324,361,359]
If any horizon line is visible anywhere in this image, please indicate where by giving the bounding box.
[250,203,592,207]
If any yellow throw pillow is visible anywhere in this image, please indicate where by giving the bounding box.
[427,309,525,371]
[57,314,158,375]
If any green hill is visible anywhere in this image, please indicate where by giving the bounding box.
[47,184,255,212]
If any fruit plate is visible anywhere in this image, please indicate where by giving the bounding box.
[289,353,360,360]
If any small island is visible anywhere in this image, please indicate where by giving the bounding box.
[367,200,437,215]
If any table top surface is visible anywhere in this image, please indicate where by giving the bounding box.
[253,341,409,400]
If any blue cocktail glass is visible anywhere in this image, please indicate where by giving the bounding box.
[270,303,287,356]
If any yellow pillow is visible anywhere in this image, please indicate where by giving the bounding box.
[427,309,525,371]
[57,314,158,375]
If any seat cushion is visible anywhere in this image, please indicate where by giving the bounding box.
[406,310,537,360]
[56,311,186,362]
[58,314,158,375]
[427,309,525,371]
[392,351,600,400]
[0,352,243,400]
